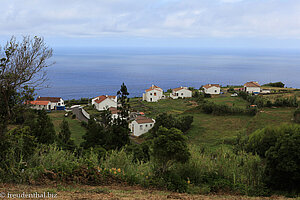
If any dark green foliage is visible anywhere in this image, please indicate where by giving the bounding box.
[201,102,257,116]
[239,91,298,108]
[263,82,285,88]
[152,127,190,172]
[273,96,298,107]
[150,113,193,137]
[192,90,199,98]
[227,87,235,93]
[0,126,37,181]
[58,119,76,151]
[116,82,130,127]
[294,108,300,123]
[247,124,300,192]
[81,119,106,149]
[32,110,56,144]
[100,108,112,127]
[125,142,150,163]
[264,125,300,191]
[166,88,172,93]
[159,170,188,193]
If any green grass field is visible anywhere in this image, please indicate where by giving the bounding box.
[48,111,86,146]
[129,95,297,148]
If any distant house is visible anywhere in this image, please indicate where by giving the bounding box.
[93,95,117,111]
[129,116,155,137]
[26,100,51,110]
[142,85,164,102]
[36,97,65,110]
[170,87,192,99]
[203,84,221,95]
[109,107,120,120]
[244,82,261,94]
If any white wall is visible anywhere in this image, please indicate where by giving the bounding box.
[31,103,51,110]
[170,89,192,99]
[204,86,220,94]
[143,89,163,102]
[245,86,261,93]
[129,120,155,137]
[95,98,117,111]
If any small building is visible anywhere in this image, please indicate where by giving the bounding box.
[142,85,164,102]
[170,87,192,99]
[244,82,261,94]
[93,95,117,111]
[129,116,155,137]
[109,107,120,120]
[36,97,65,110]
[92,95,117,105]
[203,84,221,94]
[26,100,51,110]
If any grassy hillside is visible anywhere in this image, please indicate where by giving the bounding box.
[48,111,86,146]
[129,94,296,148]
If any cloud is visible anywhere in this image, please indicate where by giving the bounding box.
[0,0,300,41]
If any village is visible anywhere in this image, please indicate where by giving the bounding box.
[27,81,276,137]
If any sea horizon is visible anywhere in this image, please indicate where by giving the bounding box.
[38,46,300,100]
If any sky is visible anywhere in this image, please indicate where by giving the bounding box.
[1,0,300,49]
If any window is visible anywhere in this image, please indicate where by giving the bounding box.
[154,92,156,96]
[181,93,183,96]
[140,125,143,130]
[215,90,217,93]
[150,124,153,127]
[145,124,148,127]
[150,93,152,96]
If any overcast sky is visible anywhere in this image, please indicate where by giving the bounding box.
[1,0,300,48]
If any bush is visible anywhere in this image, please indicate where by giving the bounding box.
[294,108,300,123]
[200,102,257,116]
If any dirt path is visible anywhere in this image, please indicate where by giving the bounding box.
[0,184,293,200]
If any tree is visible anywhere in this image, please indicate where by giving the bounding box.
[81,119,106,149]
[58,119,76,151]
[0,36,53,131]
[116,83,130,126]
[152,127,190,172]
[264,125,300,191]
[32,110,56,144]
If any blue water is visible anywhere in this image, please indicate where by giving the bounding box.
[38,47,300,99]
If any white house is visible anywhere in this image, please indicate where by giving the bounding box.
[203,84,221,95]
[129,116,155,137]
[93,95,117,111]
[142,85,164,102]
[109,107,120,120]
[244,82,261,94]
[36,97,65,110]
[170,87,192,99]
[26,100,51,110]
[92,95,117,105]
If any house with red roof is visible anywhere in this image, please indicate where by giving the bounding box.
[244,81,261,94]
[170,86,192,99]
[92,95,117,111]
[129,116,155,137]
[142,85,164,102]
[26,100,51,110]
[203,84,221,94]
[36,96,65,110]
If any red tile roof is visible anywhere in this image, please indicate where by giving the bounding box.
[36,97,61,102]
[135,116,154,124]
[203,84,220,89]
[109,107,119,114]
[173,87,189,92]
[95,95,108,104]
[145,85,162,92]
[27,100,50,106]
[244,82,260,87]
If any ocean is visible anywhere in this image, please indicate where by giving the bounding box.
[38,47,300,99]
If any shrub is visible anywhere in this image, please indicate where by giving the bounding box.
[152,127,190,172]
[294,108,300,123]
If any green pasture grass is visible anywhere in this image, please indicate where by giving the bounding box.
[48,111,86,146]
